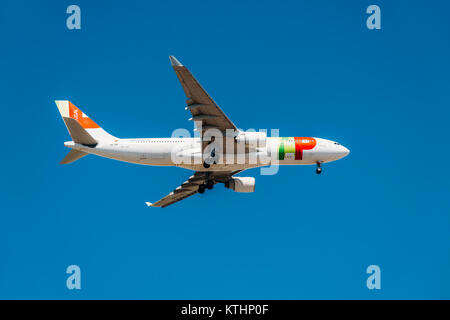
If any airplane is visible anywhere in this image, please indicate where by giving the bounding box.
[55,56,350,208]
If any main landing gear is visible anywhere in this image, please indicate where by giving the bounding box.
[198,180,215,194]
[202,148,217,169]
[316,162,322,174]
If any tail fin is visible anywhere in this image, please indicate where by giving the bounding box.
[60,149,88,165]
[55,100,116,144]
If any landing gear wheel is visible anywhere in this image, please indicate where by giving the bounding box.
[203,162,210,169]
[316,162,322,174]
[198,184,206,194]
[206,180,214,190]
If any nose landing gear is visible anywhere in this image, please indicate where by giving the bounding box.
[316,162,322,174]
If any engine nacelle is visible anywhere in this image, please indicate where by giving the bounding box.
[225,177,255,193]
[235,131,267,148]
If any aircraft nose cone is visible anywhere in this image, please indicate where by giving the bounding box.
[342,146,350,157]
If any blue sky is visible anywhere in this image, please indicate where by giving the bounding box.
[1,0,449,299]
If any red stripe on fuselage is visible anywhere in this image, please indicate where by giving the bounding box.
[294,137,317,161]
[294,137,303,160]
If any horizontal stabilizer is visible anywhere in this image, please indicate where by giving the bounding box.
[60,149,88,165]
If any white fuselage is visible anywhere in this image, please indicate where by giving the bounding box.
[65,137,350,172]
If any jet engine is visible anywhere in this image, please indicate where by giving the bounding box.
[235,132,267,148]
[225,177,255,193]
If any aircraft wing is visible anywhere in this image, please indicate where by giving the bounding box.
[147,170,242,208]
[170,56,238,141]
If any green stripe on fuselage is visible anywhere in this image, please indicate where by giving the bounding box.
[284,141,295,153]
[279,142,285,160]
[278,137,291,160]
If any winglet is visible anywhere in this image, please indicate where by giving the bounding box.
[169,55,183,67]
[145,202,153,207]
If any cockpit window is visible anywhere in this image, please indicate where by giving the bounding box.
[333,142,340,145]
